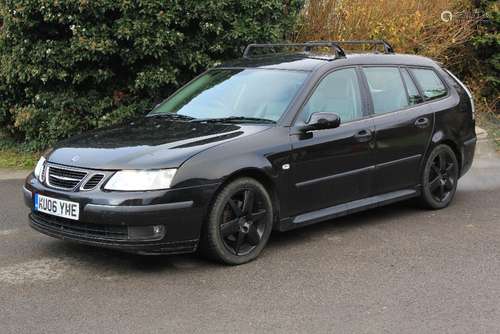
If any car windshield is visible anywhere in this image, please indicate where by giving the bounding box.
[148,69,308,123]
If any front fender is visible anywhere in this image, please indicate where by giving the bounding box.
[172,127,291,189]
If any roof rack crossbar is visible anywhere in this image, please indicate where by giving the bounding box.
[321,40,395,54]
[243,42,346,59]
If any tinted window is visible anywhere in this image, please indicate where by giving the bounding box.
[150,69,308,122]
[410,68,447,100]
[401,68,422,105]
[300,68,362,124]
[363,67,409,114]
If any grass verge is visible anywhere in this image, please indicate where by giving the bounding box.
[0,149,37,169]
[491,126,500,151]
[0,131,38,169]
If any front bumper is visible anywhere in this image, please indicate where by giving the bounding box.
[23,174,220,255]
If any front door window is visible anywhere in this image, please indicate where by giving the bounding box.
[298,68,363,124]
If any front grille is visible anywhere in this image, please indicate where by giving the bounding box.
[82,174,104,190]
[33,212,129,241]
[47,165,87,190]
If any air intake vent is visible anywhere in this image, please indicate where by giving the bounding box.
[33,212,129,240]
[82,174,104,190]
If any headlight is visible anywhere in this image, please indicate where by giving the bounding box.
[104,169,177,191]
[34,156,46,182]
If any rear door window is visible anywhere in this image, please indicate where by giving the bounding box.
[410,68,447,100]
[363,67,409,114]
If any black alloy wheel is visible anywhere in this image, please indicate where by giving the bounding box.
[421,144,459,209]
[200,178,273,265]
[220,188,268,256]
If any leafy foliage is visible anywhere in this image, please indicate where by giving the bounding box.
[296,0,498,120]
[472,0,499,100]
[0,0,303,150]
[295,0,478,67]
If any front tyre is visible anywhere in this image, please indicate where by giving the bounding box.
[420,144,459,209]
[200,177,274,265]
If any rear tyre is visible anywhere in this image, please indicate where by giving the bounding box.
[200,178,274,265]
[420,144,459,209]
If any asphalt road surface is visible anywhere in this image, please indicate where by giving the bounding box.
[1,140,499,334]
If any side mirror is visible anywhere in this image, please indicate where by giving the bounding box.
[301,112,341,132]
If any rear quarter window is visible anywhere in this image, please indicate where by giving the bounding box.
[410,68,447,100]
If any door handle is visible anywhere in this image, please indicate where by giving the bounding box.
[414,117,430,128]
[354,129,373,142]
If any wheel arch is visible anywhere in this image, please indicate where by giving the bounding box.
[440,139,461,171]
[428,132,462,175]
[205,167,281,230]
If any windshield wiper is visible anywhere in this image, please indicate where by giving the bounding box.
[147,113,195,121]
[191,116,276,124]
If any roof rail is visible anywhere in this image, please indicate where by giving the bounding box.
[243,42,346,60]
[314,40,395,54]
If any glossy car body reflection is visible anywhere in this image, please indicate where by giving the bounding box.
[23,49,476,258]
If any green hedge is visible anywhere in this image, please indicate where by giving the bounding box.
[0,0,303,150]
[472,0,500,99]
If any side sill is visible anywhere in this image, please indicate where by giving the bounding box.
[278,188,419,232]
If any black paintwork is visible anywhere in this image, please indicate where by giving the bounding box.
[24,52,476,255]
[50,116,267,170]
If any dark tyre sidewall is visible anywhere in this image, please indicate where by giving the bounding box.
[421,144,459,209]
[205,178,273,265]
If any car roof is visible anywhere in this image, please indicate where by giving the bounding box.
[218,53,439,72]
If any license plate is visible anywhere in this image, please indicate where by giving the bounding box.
[34,193,80,221]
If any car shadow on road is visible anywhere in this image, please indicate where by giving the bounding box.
[37,198,423,274]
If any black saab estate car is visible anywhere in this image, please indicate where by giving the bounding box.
[23,41,476,265]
